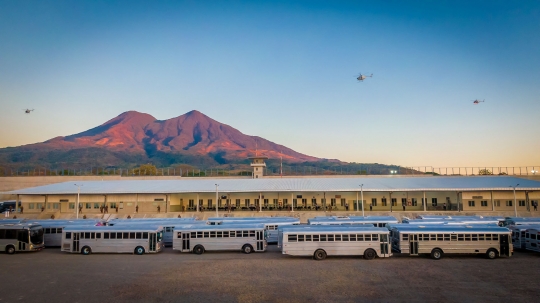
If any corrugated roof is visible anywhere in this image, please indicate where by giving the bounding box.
[4,176,540,195]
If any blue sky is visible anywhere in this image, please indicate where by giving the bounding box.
[1,0,539,167]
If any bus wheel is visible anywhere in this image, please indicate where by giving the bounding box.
[81,246,92,255]
[134,246,145,255]
[6,245,15,255]
[313,249,327,260]
[193,245,204,255]
[242,244,254,254]
[430,248,443,260]
[486,248,498,259]
[364,249,377,260]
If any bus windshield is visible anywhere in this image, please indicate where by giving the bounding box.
[30,227,44,245]
[157,231,163,242]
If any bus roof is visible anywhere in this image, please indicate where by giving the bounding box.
[308,216,398,224]
[63,225,163,232]
[0,223,43,229]
[173,223,266,231]
[207,217,298,221]
[281,225,388,233]
[504,217,540,223]
[390,224,510,233]
[404,219,500,225]
[509,224,540,231]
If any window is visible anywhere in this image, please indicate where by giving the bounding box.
[110,202,117,209]
[391,198,397,207]
[411,198,418,206]
[154,198,164,202]
[331,198,336,206]
[313,234,319,241]
[401,198,407,206]
[485,234,492,241]
[29,203,35,209]
[494,200,500,207]
[402,234,409,241]
[311,198,317,206]
[264,199,269,205]
[372,234,378,241]
[357,234,364,241]
[110,232,116,239]
[341,198,346,206]
[298,235,305,242]
[381,198,387,206]
[431,198,438,206]
[468,201,475,207]
[288,234,297,242]
[143,232,148,239]
[301,199,307,206]
[327,234,334,241]
[86,203,92,209]
[342,234,348,241]
[235,199,240,207]
[481,201,488,207]
[471,234,478,241]
[320,234,327,241]
[94,203,100,209]
[371,198,377,206]
[506,200,513,207]
[292,199,297,207]
[59,199,69,202]
[272,199,278,205]
[245,199,250,207]
[519,200,526,207]
[66,232,72,239]
[365,235,371,241]
[189,199,194,208]
[208,199,213,208]
[457,234,464,241]
[283,199,288,206]
[52,203,59,209]
[136,232,142,239]
[210,231,216,238]
[36,203,43,210]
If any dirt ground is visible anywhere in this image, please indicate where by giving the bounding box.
[1,246,539,303]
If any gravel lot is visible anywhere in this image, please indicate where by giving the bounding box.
[1,246,539,303]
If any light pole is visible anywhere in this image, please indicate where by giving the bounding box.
[74,184,83,219]
[360,184,364,217]
[510,184,519,217]
[215,184,219,217]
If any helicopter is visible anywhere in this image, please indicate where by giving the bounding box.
[356,73,373,82]
[24,109,34,114]
[472,99,485,104]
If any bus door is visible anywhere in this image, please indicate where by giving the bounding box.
[379,234,389,257]
[256,230,264,251]
[72,232,80,252]
[181,232,190,252]
[149,233,157,252]
[409,234,419,255]
[500,234,510,256]
[17,229,29,251]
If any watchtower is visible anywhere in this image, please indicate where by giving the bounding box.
[249,156,268,179]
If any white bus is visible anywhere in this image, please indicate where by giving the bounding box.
[109,218,206,246]
[510,224,540,250]
[62,225,164,255]
[208,217,300,243]
[502,217,540,227]
[1,223,44,254]
[307,216,398,227]
[280,225,391,260]
[524,228,540,253]
[389,224,512,260]
[173,224,267,254]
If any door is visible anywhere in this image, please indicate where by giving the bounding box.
[409,234,419,255]
[379,234,389,257]
[149,233,157,252]
[499,234,510,256]
[17,230,29,251]
[181,232,190,252]
[72,232,80,252]
[256,230,264,251]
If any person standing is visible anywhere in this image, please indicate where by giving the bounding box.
[115,206,119,213]
[443,203,447,211]
[20,205,24,214]
[157,205,161,213]
[369,203,372,211]
[79,205,83,214]
[534,201,538,211]
[345,202,349,211]
[402,204,405,212]
[135,205,139,213]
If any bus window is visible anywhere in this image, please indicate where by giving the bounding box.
[288,234,297,242]
[197,232,203,238]
[402,234,409,241]
[249,231,255,237]
[123,232,129,239]
[356,234,362,241]
[313,234,320,241]
[471,234,478,241]
[110,233,116,239]
[493,234,499,240]
[306,234,313,241]
[136,232,141,239]
[243,231,249,237]
[96,233,101,239]
[143,232,148,239]
[223,231,229,238]
[84,232,90,239]
[457,234,464,241]
[465,234,471,241]
[372,234,378,241]
[66,232,72,239]
[298,235,305,242]
[157,232,163,242]
[129,232,135,239]
[365,235,371,241]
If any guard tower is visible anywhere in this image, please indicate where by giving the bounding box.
[249,156,268,179]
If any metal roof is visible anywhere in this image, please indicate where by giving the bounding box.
[389,224,510,233]
[4,176,540,195]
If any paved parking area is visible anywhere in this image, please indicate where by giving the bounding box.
[1,246,539,303]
